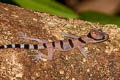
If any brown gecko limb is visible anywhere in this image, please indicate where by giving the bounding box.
[60,32,80,39]
[30,48,54,61]
[78,46,89,58]
[17,32,48,43]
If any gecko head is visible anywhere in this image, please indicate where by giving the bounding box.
[87,29,109,40]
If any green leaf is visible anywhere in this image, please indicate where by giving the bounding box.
[79,11,120,26]
[13,0,79,18]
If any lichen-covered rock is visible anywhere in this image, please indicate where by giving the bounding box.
[0,2,120,80]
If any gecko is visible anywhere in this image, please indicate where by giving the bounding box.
[0,29,109,60]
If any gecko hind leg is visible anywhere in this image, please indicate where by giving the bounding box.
[60,32,79,39]
[17,32,48,43]
[30,48,54,61]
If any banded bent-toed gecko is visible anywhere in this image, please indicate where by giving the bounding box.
[0,29,109,61]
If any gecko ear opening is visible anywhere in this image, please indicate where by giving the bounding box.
[87,29,105,40]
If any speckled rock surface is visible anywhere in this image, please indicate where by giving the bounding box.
[0,2,120,80]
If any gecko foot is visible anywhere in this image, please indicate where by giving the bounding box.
[78,46,89,58]
[29,53,43,61]
[17,32,27,39]
[17,32,28,43]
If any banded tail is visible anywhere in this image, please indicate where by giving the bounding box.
[0,44,45,50]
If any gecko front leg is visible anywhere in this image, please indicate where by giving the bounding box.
[17,32,48,43]
[31,48,54,61]
[60,32,79,39]
[78,46,89,58]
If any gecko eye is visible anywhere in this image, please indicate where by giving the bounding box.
[98,29,102,32]
[88,29,105,40]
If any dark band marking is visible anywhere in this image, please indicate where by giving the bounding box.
[78,37,86,43]
[24,44,29,49]
[87,33,94,39]
[60,40,64,49]
[7,45,12,48]
[68,39,74,48]
[34,45,38,49]
[15,44,21,48]
[0,45,4,49]
[52,42,55,48]
[43,43,47,48]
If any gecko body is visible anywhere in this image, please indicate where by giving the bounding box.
[0,29,109,60]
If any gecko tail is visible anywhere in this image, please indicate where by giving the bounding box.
[0,45,5,49]
[0,44,41,50]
